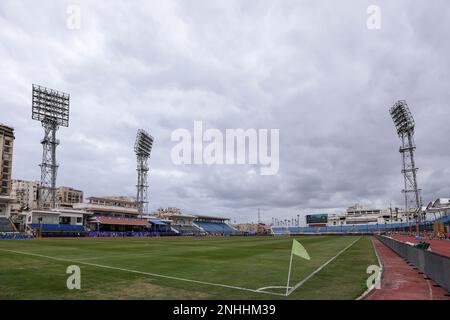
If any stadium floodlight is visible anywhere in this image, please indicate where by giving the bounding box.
[390,100,415,136]
[32,84,70,209]
[389,100,422,224]
[134,129,153,157]
[135,129,154,215]
[32,85,70,127]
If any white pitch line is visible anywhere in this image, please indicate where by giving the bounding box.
[257,286,291,291]
[255,286,291,296]
[286,237,362,296]
[0,248,281,297]
[356,237,383,300]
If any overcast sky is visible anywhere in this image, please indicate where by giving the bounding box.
[1,0,450,224]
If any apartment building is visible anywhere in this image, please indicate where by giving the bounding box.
[0,124,15,217]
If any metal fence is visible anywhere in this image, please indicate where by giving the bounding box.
[377,235,450,292]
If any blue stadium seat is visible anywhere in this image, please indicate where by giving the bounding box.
[29,224,85,232]
[194,222,236,234]
[171,225,203,235]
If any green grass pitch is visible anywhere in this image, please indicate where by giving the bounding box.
[0,235,378,300]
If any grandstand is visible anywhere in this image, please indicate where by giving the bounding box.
[88,216,149,230]
[194,215,237,235]
[0,216,15,232]
[1,216,34,239]
[152,209,199,234]
[145,217,173,233]
[171,224,204,235]
[5,197,448,239]
[74,196,138,217]
[2,202,242,238]
[0,232,33,240]
[76,197,175,236]
[271,202,450,237]
[29,223,85,237]
[271,215,450,235]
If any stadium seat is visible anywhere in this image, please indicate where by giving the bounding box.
[171,225,203,235]
[0,217,15,232]
[194,222,237,235]
[29,224,85,233]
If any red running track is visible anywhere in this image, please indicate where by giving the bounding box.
[389,235,450,258]
[365,237,450,300]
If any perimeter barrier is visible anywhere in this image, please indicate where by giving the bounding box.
[377,235,450,292]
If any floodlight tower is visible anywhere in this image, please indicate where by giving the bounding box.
[32,84,70,209]
[389,100,423,224]
[134,129,154,215]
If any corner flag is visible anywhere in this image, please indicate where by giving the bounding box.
[291,239,310,260]
[286,239,310,296]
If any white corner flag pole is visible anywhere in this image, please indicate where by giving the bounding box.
[285,252,294,296]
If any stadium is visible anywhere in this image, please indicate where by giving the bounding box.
[1,2,450,312]
[1,81,450,302]
[1,199,449,300]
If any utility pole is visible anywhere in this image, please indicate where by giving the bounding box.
[389,203,393,225]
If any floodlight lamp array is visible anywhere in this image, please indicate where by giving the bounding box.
[390,100,415,136]
[134,129,154,157]
[32,84,70,127]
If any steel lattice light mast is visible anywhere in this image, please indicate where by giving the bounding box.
[134,129,154,215]
[32,84,70,209]
[389,100,423,224]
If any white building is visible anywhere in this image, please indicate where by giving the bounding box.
[24,209,86,229]
[425,198,450,221]
[327,204,404,226]
[73,196,139,217]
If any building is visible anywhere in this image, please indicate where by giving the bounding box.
[73,196,149,232]
[152,208,237,235]
[22,208,86,236]
[327,213,347,227]
[425,198,450,220]
[11,182,83,212]
[0,124,15,217]
[73,196,138,216]
[193,215,237,235]
[326,204,412,227]
[233,223,269,234]
[24,209,84,226]
[56,186,83,208]
[153,207,182,215]
[153,207,195,225]
[11,180,39,212]
[103,196,137,203]
[152,207,201,235]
